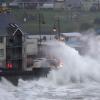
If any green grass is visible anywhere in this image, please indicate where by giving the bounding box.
[12,8,100,34]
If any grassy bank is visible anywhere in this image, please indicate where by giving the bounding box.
[12,8,100,34]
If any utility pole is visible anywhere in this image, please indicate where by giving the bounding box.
[53,16,61,40]
[38,13,41,45]
[38,12,45,56]
[38,13,42,57]
[57,17,61,40]
[38,13,45,45]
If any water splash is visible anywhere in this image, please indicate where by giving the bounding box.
[47,39,100,85]
[0,35,100,100]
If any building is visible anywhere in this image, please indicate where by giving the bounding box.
[65,0,82,10]
[6,24,53,70]
[0,31,6,68]
[6,24,23,70]
[14,0,48,9]
[25,34,55,57]
[81,0,100,11]
[0,13,17,68]
[54,0,65,9]
[0,13,56,70]
[0,13,26,70]
[40,0,54,9]
[0,12,63,71]
[11,0,66,9]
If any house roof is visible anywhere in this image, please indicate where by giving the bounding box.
[0,13,17,36]
[13,27,24,36]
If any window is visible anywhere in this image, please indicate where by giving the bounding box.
[0,37,3,43]
[0,49,4,57]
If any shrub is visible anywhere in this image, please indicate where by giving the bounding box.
[94,18,100,24]
[80,23,93,31]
